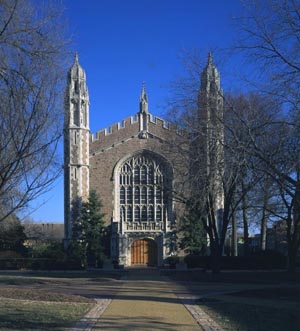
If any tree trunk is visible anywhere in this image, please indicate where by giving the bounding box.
[260,176,271,251]
[287,183,300,273]
[231,212,238,256]
[242,194,249,256]
[260,209,267,251]
[210,241,222,273]
[287,244,297,273]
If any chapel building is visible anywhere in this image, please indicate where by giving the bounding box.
[63,53,223,267]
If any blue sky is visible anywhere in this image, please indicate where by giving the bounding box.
[30,0,244,223]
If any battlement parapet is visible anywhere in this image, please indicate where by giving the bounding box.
[91,114,138,141]
[149,114,169,129]
[91,112,183,142]
[148,114,183,133]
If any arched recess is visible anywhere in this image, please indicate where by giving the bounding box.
[131,238,158,266]
[113,150,173,225]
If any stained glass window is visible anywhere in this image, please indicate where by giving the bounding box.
[119,153,170,223]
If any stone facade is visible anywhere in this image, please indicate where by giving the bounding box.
[64,54,223,266]
[64,54,90,241]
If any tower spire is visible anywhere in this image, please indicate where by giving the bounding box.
[139,82,149,137]
[139,82,148,113]
[74,52,79,65]
[207,51,213,66]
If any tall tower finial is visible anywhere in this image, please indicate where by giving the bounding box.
[140,82,148,113]
[139,82,149,136]
[208,51,213,66]
[141,82,147,98]
[74,52,79,64]
[200,51,220,92]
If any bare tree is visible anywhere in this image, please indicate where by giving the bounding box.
[164,53,260,272]
[163,1,300,273]
[234,0,300,271]
[0,0,68,222]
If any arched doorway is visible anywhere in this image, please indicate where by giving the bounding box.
[131,238,157,266]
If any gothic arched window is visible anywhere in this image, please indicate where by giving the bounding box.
[141,187,147,204]
[134,187,140,204]
[118,152,171,223]
[134,206,140,222]
[126,187,132,204]
[148,205,154,222]
[120,186,125,204]
[127,207,132,222]
[141,206,147,222]
[156,206,162,222]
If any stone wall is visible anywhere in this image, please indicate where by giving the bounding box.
[90,112,187,226]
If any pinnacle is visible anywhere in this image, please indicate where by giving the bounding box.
[208,51,213,66]
[140,82,147,101]
[139,81,148,114]
[141,81,146,95]
[74,52,79,64]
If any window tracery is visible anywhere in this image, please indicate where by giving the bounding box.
[119,153,169,223]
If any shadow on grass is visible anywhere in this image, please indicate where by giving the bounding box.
[197,298,300,331]
[231,287,300,302]
[197,288,300,331]
[0,270,125,280]
[1,268,300,331]
[162,269,300,284]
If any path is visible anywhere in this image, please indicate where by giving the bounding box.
[91,268,204,331]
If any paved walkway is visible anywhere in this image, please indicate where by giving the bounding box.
[91,268,204,331]
[73,269,222,331]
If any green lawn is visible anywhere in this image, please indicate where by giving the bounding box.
[0,271,123,292]
[198,287,300,331]
[0,299,92,331]
[0,273,98,331]
[164,270,300,331]
[0,275,44,285]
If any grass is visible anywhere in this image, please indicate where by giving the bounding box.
[3,269,299,331]
[0,276,45,285]
[0,272,102,330]
[163,269,300,284]
[0,287,93,303]
[197,287,300,331]
[0,299,92,331]
[28,270,123,280]
[164,269,300,331]
[0,270,123,287]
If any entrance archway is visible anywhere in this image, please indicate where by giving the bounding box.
[131,238,157,266]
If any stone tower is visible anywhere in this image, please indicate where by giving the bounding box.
[64,54,90,241]
[198,52,224,234]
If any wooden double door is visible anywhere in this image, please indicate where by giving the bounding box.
[131,238,157,266]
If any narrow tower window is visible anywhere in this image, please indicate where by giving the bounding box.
[74,80,79,94]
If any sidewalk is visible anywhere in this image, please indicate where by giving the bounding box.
[91,268,204,331]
